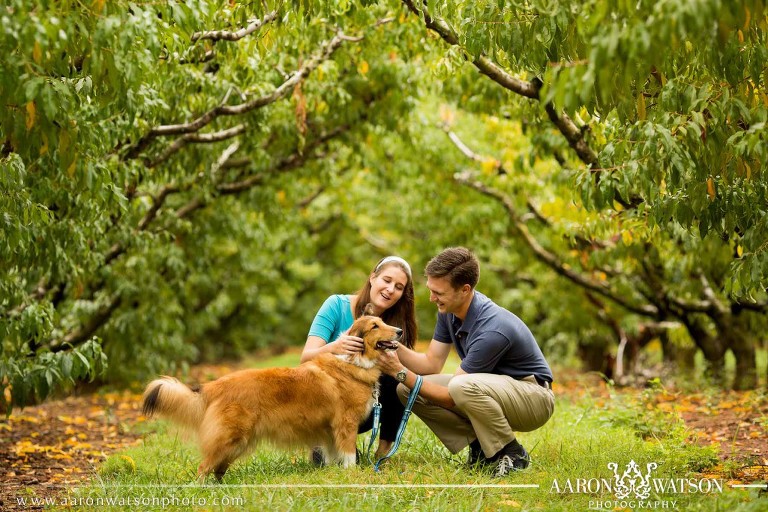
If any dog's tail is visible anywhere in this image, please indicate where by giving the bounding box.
[142,377,205,430]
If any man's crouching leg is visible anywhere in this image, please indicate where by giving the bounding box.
[395,374,476,455]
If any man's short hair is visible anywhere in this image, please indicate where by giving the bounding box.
[425,247,479,290]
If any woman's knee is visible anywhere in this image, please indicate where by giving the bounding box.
[381,385,406,412]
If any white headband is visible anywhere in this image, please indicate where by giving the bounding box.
[375,256,412,278]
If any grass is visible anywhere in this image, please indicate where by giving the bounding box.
[54,353,765,511]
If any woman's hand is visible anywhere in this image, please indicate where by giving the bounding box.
[331,330,364,355]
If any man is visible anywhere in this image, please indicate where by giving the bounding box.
[378,247,554,477]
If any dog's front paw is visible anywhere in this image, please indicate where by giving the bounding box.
[340,452,356,468]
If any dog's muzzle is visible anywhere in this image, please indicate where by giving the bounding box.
[376,328,402,350]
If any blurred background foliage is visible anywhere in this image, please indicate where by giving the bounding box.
[1,0,766,410]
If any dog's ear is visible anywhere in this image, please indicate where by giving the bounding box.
[363,303,375,316]
[347,317,364,338]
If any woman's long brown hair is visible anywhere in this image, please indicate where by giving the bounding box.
[354,260,417,349]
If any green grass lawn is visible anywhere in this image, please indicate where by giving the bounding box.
[57,353,765,511]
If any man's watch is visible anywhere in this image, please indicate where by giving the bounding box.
[395,368,408,383]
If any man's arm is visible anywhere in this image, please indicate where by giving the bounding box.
[378,346,465,410]
[396,339,451,375]
[399,363,468,409]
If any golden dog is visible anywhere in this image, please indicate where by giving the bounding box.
[142,306,401,480]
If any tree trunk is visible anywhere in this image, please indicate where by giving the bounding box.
[681,313,728,386]
[703,356,726,385]
[731,343,757,390]
[659,331,696,369]
[623,337,640,376]
[763,338,768,391]
[577,340,611,374]
[717,314,758,390]
[705,308,757,390]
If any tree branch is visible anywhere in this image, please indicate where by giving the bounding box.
[210,141,241,180]
[440,123,508,174]
[732,300,768,313]
[542,103,599,168]
[179,49,215,65]
[443,127,636,316]
[123,31,353,160]
[191,10,279,42]
[175,124,349,218]
[698,272,727,315]
[137,184,182,232]
[49,294,122,352]
[443,126,613,254]
[402,1,600,170]
[148,124,247,168]
[473,55,540,99]
[46,126,340,352]
[455,175,657,316]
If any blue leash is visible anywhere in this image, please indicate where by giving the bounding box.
[365,388,382,464]
[368,375,423,472]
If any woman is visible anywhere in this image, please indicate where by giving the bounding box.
[301,256,418,461]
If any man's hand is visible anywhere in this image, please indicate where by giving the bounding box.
[379,351,455,408]
[377,350,404,377]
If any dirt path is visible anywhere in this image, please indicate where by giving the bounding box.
[0,389,145,511]
[552,370,768,490]
[1,366,766,510]
[0,363,237,511]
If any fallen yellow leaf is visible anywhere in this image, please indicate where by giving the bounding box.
[26,101,36,130]
[58,415,87,425]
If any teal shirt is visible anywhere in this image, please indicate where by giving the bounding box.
[308,294,355,343]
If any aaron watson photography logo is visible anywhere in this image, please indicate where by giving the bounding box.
[550,460,724,509]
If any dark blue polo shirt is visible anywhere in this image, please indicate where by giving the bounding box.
[434,291,553,384]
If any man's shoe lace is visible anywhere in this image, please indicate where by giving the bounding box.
[494,448,530,477]
[494,455,515,477]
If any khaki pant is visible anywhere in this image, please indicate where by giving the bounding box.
[397,373,554,458]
